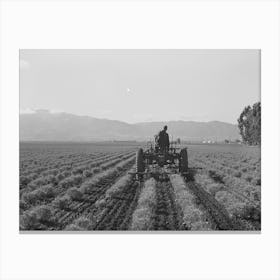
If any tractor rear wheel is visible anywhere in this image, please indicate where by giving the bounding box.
[136,148,145,177]
[179,148,188,173]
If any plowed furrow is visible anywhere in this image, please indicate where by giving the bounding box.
[152,181,179,230]
[94,200,121,230]
[94,182,139,230]
[119,185,142,230]
[186,181,234,230]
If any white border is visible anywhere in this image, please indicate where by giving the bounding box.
[1,1,279,280]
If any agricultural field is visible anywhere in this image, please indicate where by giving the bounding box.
[19,142,261,231]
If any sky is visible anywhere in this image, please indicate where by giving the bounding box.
[20,49,260,124]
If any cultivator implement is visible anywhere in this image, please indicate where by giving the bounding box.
[130,138,202,181]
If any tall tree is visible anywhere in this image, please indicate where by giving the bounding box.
[238,102,261,145]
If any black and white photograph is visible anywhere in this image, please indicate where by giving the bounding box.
[19,49,261,231]
[2,1,280,279]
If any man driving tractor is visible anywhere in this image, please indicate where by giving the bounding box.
[135,124,189,177]
[157,125,170,152]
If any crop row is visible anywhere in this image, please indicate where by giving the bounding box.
[20,156,136,230]
[20,151,134,192]
[194,172,260,230]
[189,149,260,186]
[20,153,135,211]
[169,174,212,230]
[130,178,157,230]
[20,152,104,175]
[54,159,136,230]
[20,150,131,180]
[64,166,143,231]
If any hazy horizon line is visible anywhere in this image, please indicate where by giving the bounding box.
[19,108,238,125]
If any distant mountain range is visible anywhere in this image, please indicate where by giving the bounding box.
[20,110,240,142]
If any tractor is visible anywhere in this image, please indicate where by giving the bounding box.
[133,135,190,181]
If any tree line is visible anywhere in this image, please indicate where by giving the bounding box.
[238,102,261,145]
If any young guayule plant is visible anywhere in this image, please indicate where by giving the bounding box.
[53,195,71,210]
[20,205,54,230]
[130,178,157,231]
[65,217,92,231]
[67,187,83,201]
